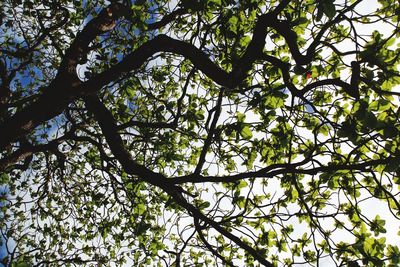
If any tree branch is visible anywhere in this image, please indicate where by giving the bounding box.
[0,3,129,150]
[147,8,187,30]
[194,88,224,175]
[173,157,395,184]
[194,218,236,267]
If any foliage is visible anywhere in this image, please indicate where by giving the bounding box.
[1,0,400,266]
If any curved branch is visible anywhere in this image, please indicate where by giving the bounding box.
[0,1,364,152]
[173,157,396,184]
[147,8,187,30]
[169,188,274,267]
[83,95,168,187]
[84,94,274,266]
[299,78,352,96]
[0,3,129,150]
[0,132,71,172]
[194,218,236,267]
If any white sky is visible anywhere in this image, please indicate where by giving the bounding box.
[2,0,400,266]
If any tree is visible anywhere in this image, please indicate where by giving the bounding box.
[1,0,400,266]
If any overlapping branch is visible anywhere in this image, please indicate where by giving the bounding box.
[83,95,275,266]
[0,0,355,151]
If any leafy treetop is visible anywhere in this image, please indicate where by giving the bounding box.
[1,0,400,266]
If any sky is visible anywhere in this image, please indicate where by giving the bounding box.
[1,0,400,266]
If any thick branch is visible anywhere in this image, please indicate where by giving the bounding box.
[299,78,353,96]
[0,3,128,150]
[83,95,168,187]
[0,2,360,151]
[84,95,274,266]
[173,157,395,184]
[0,134,70,172]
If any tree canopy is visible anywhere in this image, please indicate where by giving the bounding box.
[1,0,400,266]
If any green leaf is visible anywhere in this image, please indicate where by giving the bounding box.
[136,203,146,215]
[199,201,210,210]
[383,125,398,138]
[12,262,31,267]
[362,112,377,128]
[369,99,391,111]
[237,180,248,189]
[240,126,253,140]
[316,4,324,21]
[323,1,336,19]
[0,173,9,184]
